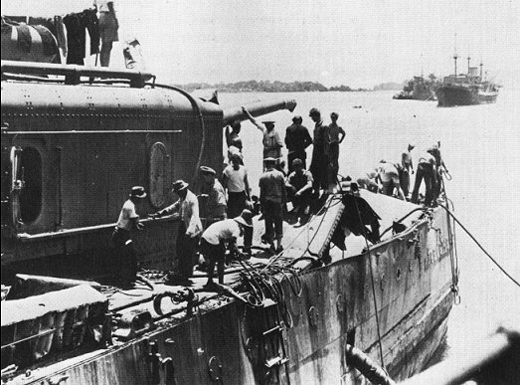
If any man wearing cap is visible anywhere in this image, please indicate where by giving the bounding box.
[151,180,202,284]
[411,149,437,206]
[325,112,346,190]
[112,186,146,286]
[243,107,283,167]
[400,143,415,199]
[259,157,287,253]
[285,116,312,173]
[309,107,328,196]
[199,166,227,226]
[286,158,314,219]
[199,209,253,287]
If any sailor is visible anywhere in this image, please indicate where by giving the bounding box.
[242,106,283,167]
[221,154,253,255]
[377,160,406,200]
[308,107,328,196]
[199,209,253,287]
[151,180,202,285]
[259,157,287,253]
[325,112,346,190]
[357,170,380,193]
[286,158,314,220]
[411,149,437,206]
[285,115,312,173]
[400,143,415,199]
[112,186,146,287]
[225,121,244,164]
[429,142,449,204]
[199,166,227,226]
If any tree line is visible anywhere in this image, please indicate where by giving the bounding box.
[176,80,368,93]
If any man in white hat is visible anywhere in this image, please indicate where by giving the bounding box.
[199,209,253,287]
[242,106,283,168]
[112,186,146,286]
[151,180,202,284]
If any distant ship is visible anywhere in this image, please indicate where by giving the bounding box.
[393,75,438,101]
[436,55,499,107]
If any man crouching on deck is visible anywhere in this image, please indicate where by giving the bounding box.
[199,209,253,288]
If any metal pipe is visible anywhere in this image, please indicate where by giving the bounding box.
[1,60,155,86]
[16,216,172,242]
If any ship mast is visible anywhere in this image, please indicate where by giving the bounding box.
[467,56,471,74]
[453,33,458,77]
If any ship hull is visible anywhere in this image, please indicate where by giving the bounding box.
[436,85,498,106]
[12,202,456,384]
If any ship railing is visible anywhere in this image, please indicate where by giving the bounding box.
[1,60,155,88]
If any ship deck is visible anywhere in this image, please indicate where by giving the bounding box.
[107,190,426,316]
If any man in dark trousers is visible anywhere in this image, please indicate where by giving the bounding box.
[411,148,437,206]
[309,107,328,196]
[286,158,313,220]
[199,209,253,287]
[151,180,202,285]
[325,112,346,190]
[112,186,146,287]
[259,157,287,254]
[285,115,312,173]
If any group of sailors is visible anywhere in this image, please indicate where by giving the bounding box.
[357,142,449,205]
[113,107,448,289]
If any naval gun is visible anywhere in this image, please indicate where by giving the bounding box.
[0,60,296,277]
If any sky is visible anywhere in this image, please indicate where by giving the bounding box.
[2,0,519,88]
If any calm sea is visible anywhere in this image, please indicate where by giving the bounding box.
[220,89,520,363]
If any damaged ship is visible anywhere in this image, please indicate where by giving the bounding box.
[1,60,459,384]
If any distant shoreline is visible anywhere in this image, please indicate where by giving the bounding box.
[174,80,371,93]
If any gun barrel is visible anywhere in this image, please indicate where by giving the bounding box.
[223,98,297,126]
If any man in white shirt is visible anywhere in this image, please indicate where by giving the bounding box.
[152,180,202,285]
[112,186,146,286]
[200,209,253,287]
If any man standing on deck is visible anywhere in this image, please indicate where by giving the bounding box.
[400,143,415,199]
[151,180,202,285]
[309,108,328,196]
[199,166,227,226]
[199,209,253,287]
[285,116,312,173]
[222,154,252,255]
[411,149,437,206]
[429,142,449,205]
[112,186,146,287]
[325,112,346,190]
[259,157,286,254]
[243,107,284,168]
